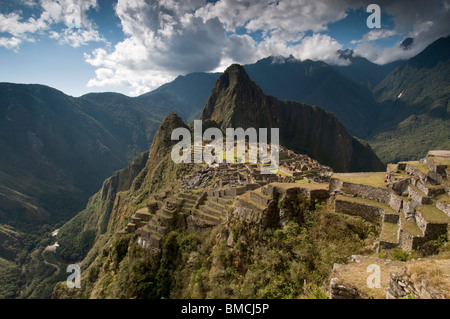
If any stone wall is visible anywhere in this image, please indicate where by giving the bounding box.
[408,185,432,204]
[415,209,448,239]
[389,193,403,212]
[329,277,369,299]
[397,227,424,251]
[387,271,446,299]
[329,178,390,203]
[329,178,343,193]
[436,200,450,217]
[343,182,390,203]
[334,198,382,224]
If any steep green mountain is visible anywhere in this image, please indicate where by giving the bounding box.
[0,83,160,229]
[335,49,402,89]
[243,56,380,137]
[201,64,384,172]
[368,35,450,163]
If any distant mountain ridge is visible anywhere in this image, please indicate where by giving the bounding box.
[368,35,450,162]
[335,49,402,89]
[0,83,161,227]
[243,56,380,137]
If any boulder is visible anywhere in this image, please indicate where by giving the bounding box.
[424,170,442,185]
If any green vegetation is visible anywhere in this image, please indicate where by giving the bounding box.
[0,257,22,299]
[54,194,378,299]
[385,249,420,262]
[371,36,450,164]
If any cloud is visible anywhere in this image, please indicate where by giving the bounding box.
[352,0,450,64]
[50,27,106,48]
[85,0,262,95]
[195,0,352,35]
[0,36,22,50]
[86,0,360,95]
[292,33,351,66]
[0,0,103,49]
[351,29,398,44]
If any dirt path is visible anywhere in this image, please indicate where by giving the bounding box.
[42,244,60,275]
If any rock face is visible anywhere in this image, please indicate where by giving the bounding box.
[145,112,188,177]
[387,268,448,299]
[201,64,384,172]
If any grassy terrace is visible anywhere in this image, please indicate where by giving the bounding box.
[408,184,428,197]
[335,195,398,216]
[135,207,152,216]
[332,172,387,189]
[380,222,399,243]
[442,178,450,187]
[334,255,450,299]
[429,156,450,167]
[253,187,271,199]
[270,182,329,191]
[388,164,410,179]
[436,193,450,205]
[407,161,430,175]
[238,192,267,210]
[400,214,423,237]
[405,258,450,298]
[416,204,450,223]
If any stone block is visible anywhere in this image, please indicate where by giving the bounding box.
[436,200,450,218]
[408,185,432,205]
[425,171,443,185]
[389,193,403,212]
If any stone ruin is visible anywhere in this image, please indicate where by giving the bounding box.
[118,144,333,252]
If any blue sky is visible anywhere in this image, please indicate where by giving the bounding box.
[0,0,449,97]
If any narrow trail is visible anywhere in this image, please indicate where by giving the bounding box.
[42,244,60,275]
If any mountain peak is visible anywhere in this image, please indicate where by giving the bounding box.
[201,64,265,126]
[146,112,187,174]
[216,64,251,90]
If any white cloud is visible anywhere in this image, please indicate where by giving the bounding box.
[85,0,260,95]
[195,0,351,35]
[352,0,450,64]
[0,0,102,49]
[293,33,351,66]
[0,36,22,50]
[56,27,106,48]
[351,29,397,44]
[85,0,359,95]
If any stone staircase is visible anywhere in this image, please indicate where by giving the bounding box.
[119,197,181,253]
[189,190,235,228]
